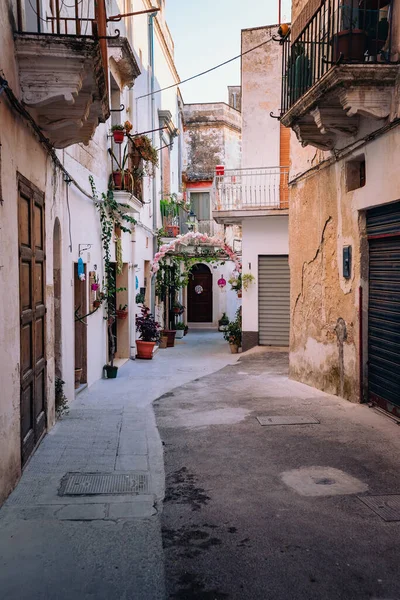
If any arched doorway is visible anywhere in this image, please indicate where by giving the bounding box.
[53,218,62,379]
[188,264,213,323]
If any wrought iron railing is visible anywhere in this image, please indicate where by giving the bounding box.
[17,0,100,35]
[213,167,289,212]
[281,0,393,114]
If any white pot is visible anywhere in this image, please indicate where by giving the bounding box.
[175,329,185,339]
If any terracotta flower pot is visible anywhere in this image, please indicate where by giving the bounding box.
[74,367,83,389]
[112,130,124,144]
[116,309,129,320]
[163,330,176,348]
[229,344,239,354]
[136,340,156,359]
[165,225,180,238]
[159,335,168,349]
[93,300,101,309]
[237,290,242,298]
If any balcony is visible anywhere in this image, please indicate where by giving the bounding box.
[280,0,398,150]
[212,167,289,224]
[161,219,224,242]
[14,0,110,148]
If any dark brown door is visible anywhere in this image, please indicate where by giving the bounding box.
[18,174,46,466]
[188,264,213,322]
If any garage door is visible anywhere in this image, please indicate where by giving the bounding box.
[258,255,290,346]
[367,202,400,417]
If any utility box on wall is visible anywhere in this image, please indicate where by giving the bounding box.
[343,246,352,279]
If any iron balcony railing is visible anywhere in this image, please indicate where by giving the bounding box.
[17,0,102,35]
[213,167,289,212]
[281,0,393,114]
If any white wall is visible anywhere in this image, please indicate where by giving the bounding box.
[242,216,289,332]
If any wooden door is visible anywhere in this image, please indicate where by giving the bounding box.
[18,174,46,466]
[188,264,213,323]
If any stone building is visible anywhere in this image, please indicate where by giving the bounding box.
[0,0,182,505]
[181,97,242,327]
[281,0,400,415]
[213,25,291,351]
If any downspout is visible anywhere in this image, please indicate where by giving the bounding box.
[130,225,137,359]
[149,12,157,315]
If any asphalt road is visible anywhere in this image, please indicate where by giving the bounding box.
[155,351,400,600]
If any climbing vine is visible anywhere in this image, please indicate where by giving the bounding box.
[89,176,136,366]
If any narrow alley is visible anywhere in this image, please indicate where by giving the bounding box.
[2,332,400,599]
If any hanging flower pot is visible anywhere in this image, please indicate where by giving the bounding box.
[93,300,101,309]
[116,309,129,320]
[112,129,125,144]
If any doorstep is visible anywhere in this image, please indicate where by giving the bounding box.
[113,358,130,368]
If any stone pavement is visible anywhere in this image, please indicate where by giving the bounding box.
[156,351,400,600]
[0,331,238,600]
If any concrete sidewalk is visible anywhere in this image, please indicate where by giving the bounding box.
[156,350,400,600]
[0,331,237,600]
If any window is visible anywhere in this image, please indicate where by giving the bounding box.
[346,156,366,192]
[190,192,211,221]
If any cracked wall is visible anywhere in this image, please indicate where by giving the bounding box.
[289,163,360,402]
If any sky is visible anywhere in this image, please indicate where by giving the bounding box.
[165,0,291,105]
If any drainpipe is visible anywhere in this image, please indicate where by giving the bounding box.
[130,225,137,359]
[149,12,157,316]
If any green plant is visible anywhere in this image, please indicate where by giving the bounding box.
[108,146,134,193]
[55,376,69,418]
[90,177,136,368]
[223,307,242,346]
[228,272,242,292]
[136,292,145,304]
[242,273,255,291]
[173,299,184,310]
[129,135,159,176]
[175,321,186,330]
[118,304,128,311]
[136,305,161,342]
[219,312,229,326]
[111,124,125,131]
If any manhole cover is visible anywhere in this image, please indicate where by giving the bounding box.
[358,495,400,521]
[257,416,320,426]
[281,467,368,497]
[59,473,149,496]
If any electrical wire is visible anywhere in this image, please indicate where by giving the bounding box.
[136,33,275,101]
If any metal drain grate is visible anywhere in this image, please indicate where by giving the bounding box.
[257,416,320,426]
[358,495,400,521]
[59,473,149,496]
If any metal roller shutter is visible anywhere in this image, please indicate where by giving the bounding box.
[367,202,400,417]
[258,255,290,346]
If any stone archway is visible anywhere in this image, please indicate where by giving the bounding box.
[53,218,62,378]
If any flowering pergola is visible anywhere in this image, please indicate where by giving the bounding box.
[151,231,241,275]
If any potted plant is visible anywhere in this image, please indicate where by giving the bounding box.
[135,305,161,359]
[111,124,125,144]
[74,367,83,389]
[159,333,168,348]
[108,146,133,192]
[223,308,242,354]
[332,3,367,62]
[184,325,189,336]
[129,134,159,176]
[93,299,101,309]
[91,273,100,292]
[135,291,145,304]
[174,322,186,339]
[163,329,177,347]
[172,300,185,315]
[229,273,242,298]
[242,273,255,291]
[218,312,229,332]
[116,304,128,320]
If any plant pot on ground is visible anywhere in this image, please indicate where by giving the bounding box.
[174,322,186,339]
[184,325,189,336]
[104,364,118,379]
[229,343,239,354]
[74,367,83,389]
[159,334,168,349]
[218,312,229,332]
[223,307,242,352]
[136,305,161,359]
[163,330,177,347]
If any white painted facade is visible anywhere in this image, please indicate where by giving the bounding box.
[239,25,290,350]
[0,0,182,505]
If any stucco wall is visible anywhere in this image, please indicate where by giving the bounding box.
[241,25,281,169]
[242,216,289,335]
[289,126,400,402]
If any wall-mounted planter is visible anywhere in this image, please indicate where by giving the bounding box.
[112,130,124,144]
[116,309,128,320]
